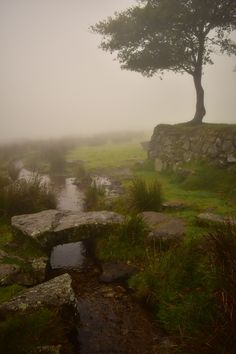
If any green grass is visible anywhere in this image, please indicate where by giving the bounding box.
[96,215,148,262]
[0,220,46,259]
[0,175,57,218]
[128,177,163,212]
[0,221,13,248]
[0,308,75,354]
[67,140,146,170]
[85,183,106,211]
[0,285,25,305]
[129,240,217,339]
[135,170,235,216]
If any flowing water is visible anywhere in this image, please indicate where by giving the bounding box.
[18,168,85,212]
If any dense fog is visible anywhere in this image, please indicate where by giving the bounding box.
[0,0,235,142]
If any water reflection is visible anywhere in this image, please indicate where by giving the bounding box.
[18,167,84,212]
[52,177,85,212]
[18,168,50,185]
[50,242,86,270]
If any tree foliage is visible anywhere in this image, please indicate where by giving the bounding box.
[92,0,236,124]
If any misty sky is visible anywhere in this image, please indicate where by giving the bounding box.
[0,0,236,142]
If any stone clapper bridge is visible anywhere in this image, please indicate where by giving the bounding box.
[11,209,124,249]
[0,210,124,318]
[1,209,183,352]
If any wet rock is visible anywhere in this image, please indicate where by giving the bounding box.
[140,212,185,243]
[0,263,21,286]
[15,257,48,286]
[12,209,61,239]
[0,249,8,260]
[154,158,164,172]
[227,155,236,163]
[0,256,48,287]
[141,141,150,151]
[12,210,124,248]
[0,273,77,318]
[31,257,48,280]
[35,345,62,354]
[91,175,124,198]
[100,262,137,283]
[159,337,177,353]
[222,140,234,153]
[197,213,236,226]
[162,201,187,210]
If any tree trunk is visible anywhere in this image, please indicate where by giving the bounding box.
[190,73,206,125]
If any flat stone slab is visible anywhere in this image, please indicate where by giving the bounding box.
[140,211,185,243]
[12,210,60,238]
[100,262,137,283]
[0,273,76,318]
[12,209,124,248]
[0,256,48,287]
[162,201,188,210]
[197,213,236,226]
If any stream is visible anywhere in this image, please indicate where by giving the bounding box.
[17,164,162,353]
[18,168,85,212]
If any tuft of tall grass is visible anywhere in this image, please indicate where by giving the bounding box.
[128,177,163,212]
[74,164,92,186]
[96,215,148,262]
[0,175,56,217]
[129,240,216,339]
[43,147,66,173]
[85,183,105,211]
[206,224,236,352]
[0,171,10,190]
[116,214,148,245]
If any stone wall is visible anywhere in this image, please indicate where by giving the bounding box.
[148,124,236,171]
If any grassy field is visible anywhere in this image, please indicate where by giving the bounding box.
[67,139,147,170]
[68,138,236,218]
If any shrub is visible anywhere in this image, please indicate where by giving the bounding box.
[0,175,56,217]
[128,177,163,212]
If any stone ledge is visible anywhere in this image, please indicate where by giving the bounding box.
[12,210,124,249]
